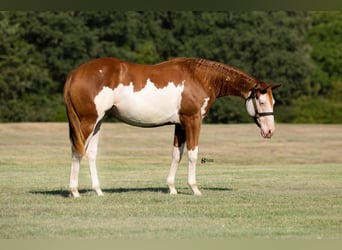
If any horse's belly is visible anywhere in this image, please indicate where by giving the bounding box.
[113,101,180,126]
[94,80,184,126]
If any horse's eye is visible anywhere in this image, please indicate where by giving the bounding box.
[260,89,267,94]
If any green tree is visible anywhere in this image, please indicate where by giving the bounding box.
[1,11,334,123]
[309,11,342,96]
[0,12,56,121]
[14,12,96,92]
[291,11,342,123]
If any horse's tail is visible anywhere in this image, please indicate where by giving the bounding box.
[64,74,86,156]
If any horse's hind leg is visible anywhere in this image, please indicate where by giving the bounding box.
[69,149,82,197]
[69,119,104,197]
[86,126,104,196]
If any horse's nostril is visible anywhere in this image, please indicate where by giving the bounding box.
[268,128,275,137]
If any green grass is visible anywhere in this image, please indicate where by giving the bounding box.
[0,123,341,239]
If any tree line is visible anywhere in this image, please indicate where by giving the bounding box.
[0,11,341,123]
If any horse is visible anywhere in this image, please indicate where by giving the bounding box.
[63,57,280,197]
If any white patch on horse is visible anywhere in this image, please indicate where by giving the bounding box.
[259,93,273,113]
[94,87,115,121]
[245,91,255,117]
[85,86,114,149]
[201,97,210,118]
[187,146,201,195]
[94,79,185,127]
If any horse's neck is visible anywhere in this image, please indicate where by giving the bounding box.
[189,58,256,99]
[214,69,257,99]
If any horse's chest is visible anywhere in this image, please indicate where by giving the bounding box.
[94,80,184,126]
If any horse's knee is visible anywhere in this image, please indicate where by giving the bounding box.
[187,146,198,163]
[172,146,182,162]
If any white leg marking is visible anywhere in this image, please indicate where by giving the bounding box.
[86,132,104,196]
[187,146,201,195]
[69,150,81,198]
[201,97,210,118]
[167,144,185,195]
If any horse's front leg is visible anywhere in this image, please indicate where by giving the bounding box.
[167,125,186,195]
[187,145,201,195]
[182,114,202,196]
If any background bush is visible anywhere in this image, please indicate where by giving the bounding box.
[0,11,341,123]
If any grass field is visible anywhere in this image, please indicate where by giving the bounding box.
[0,123,341,239]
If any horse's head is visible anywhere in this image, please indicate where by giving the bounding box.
[245,82,281,138]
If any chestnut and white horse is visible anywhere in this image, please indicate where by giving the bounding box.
[64,57,280,197]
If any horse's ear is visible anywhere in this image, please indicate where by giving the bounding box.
[270,84,281,90]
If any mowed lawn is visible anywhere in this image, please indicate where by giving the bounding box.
[0,123,341,239]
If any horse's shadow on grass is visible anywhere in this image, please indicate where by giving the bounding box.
[31,187,169,198]
[31,186,232,198]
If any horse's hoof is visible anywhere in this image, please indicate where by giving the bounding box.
[189,185,202,196]
[70,189,80,198]
[94,188,104,196]
[167,183,178,195]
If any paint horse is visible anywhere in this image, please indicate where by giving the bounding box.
[64,57,280,197]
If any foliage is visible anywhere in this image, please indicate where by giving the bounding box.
[0,12,55,121]
[309,11,342,96]
[292,97,342,123]
[288,11,342,124]
[0,11,340,123]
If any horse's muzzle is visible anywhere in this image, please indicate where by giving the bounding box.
[260,127,274,138]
